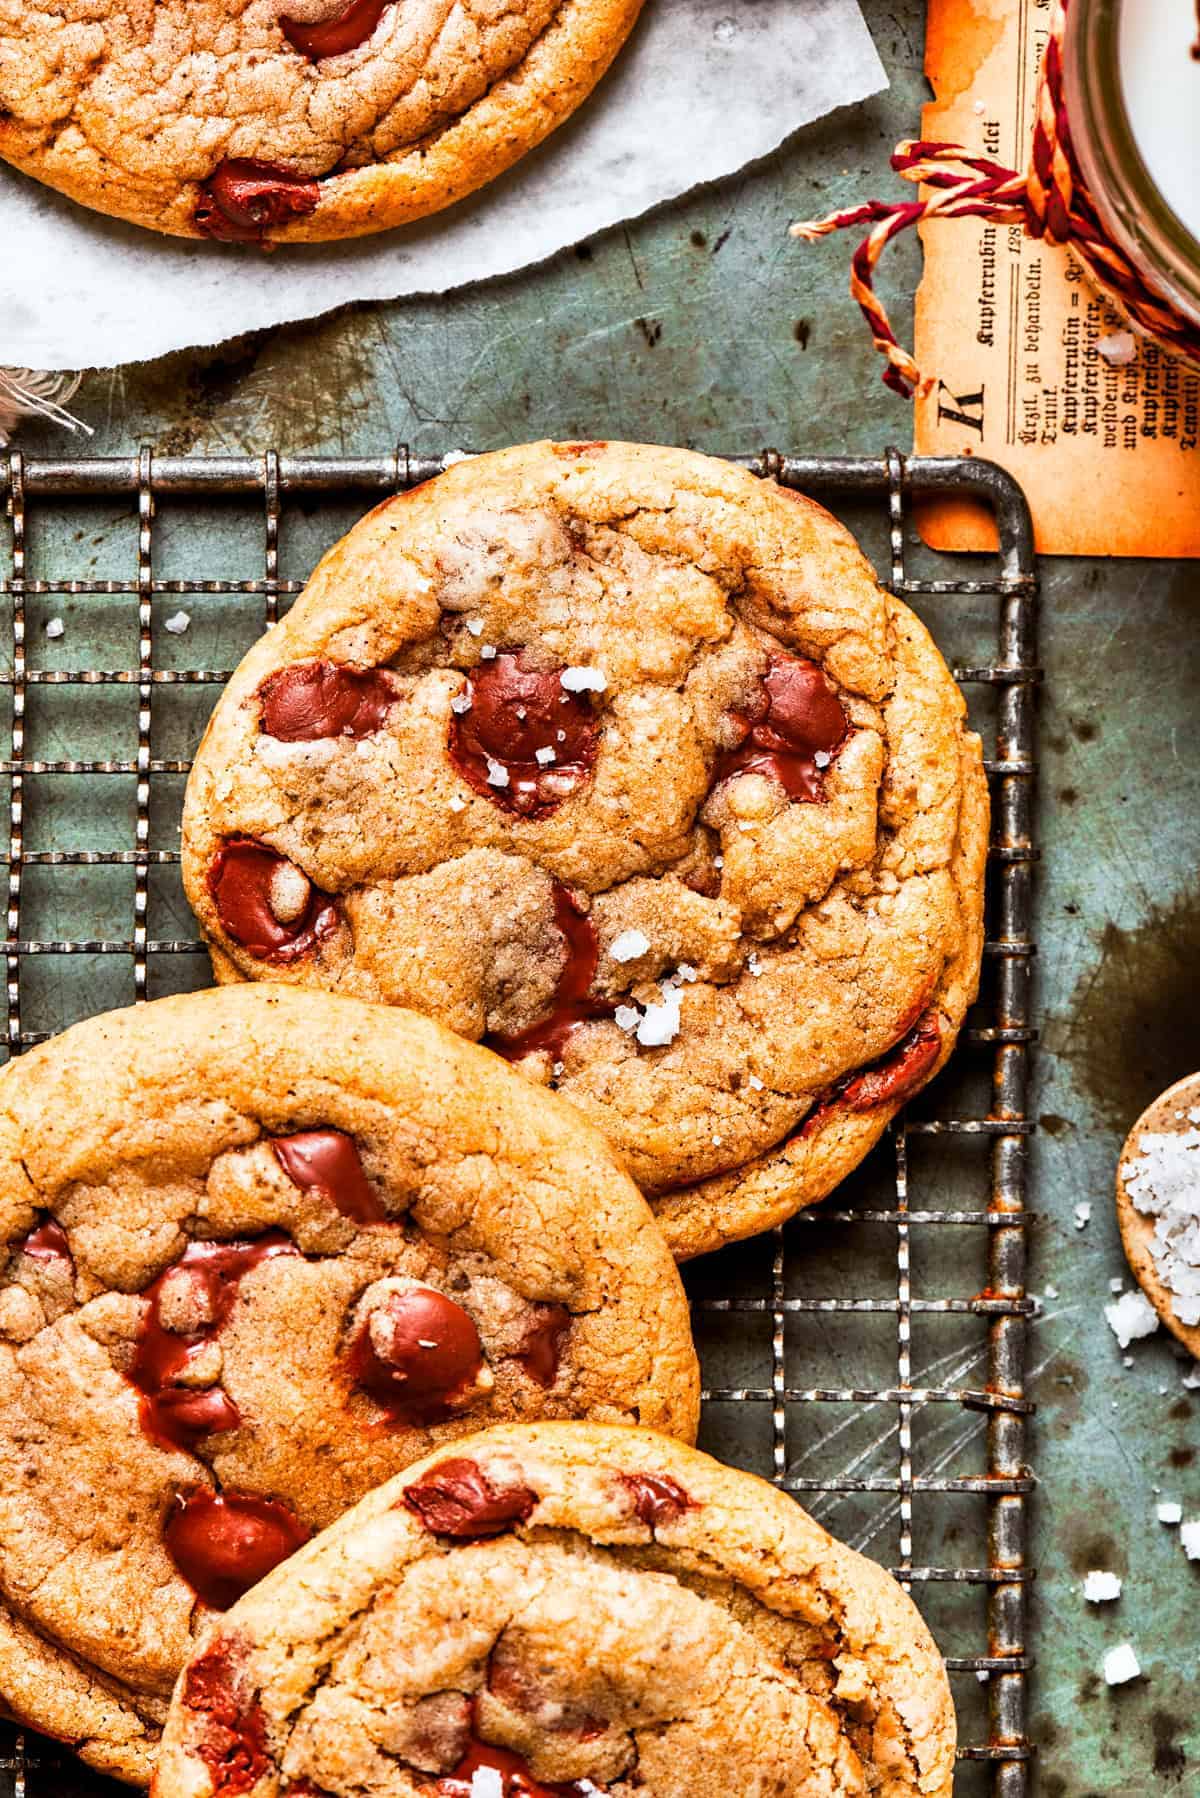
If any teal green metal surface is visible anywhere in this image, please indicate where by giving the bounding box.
[7,2,1199,1792]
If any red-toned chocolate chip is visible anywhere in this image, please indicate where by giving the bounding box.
[165,1489,310,1611]
[279,0,390,57]
[181,1637,270,1797]
[515,1303,570,1388]
[403,1458,537,1538]
[436,1735,600,1797]
[130,1234,300,1455]
[489,883,613,1063]
[208,838,338,963]
[487,1651,607,1742]
[714,653,849,802]
[272,1128,384,1223]
[195,160,320,243]
[258,660,398,742]
[620,1472,694,1528]
[840,1009,941,1111]
[448,653,599,820]
[348,1287,485,1421]
[801,1010,943,1138]
[17,1218,72,1268]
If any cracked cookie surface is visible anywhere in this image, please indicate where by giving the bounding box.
[181,440,989,1258]
[0,986,697,1784]
[0,0,642,239]
[153,1420,956,1797]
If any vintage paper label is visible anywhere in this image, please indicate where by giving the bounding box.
[913,0,1200,556]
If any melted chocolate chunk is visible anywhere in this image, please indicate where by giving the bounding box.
[436,1735,601,1797]
[620,1472,694,1528]
[489,884,613,1063]
[515,1303,570,1388]
[130,1234,300,1454]
[17,1218,72,1268]
[279,0,390,57]
[487,1654,606,1742]
[195,160,320,243]
[181,1637,270,1797]
[348,1287,485,1422]
[208,838,338,963]
[165,1490,310,1611]
[272,1128,385,1222]
[403,1458,537,1538]
[258,660,397,741]
[714,654,849,802]
[448,653,599,819]
[801,1010,943,1138]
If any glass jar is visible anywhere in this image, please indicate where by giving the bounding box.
[1064,0,1200,334]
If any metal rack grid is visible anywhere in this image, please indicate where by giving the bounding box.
[0,448,1038,1797]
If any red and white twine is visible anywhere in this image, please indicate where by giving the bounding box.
[792,0,1200,397]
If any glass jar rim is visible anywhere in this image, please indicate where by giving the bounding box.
[1064,0,1200,329]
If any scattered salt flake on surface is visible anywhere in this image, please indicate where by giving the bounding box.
[447,794,467,812]
[713,855,724,869]
[413,574,432,593]
[484,757,509,788]
[1181,1520,1200,1561]
[1183,1365,1200,1389]
[676,962,697,982]
[1158,1502,1182,1525]
[614,1005,640,1033]
[1097,331,1137,366]
[44,617,64,638]
[535,746,556,765]
[814,749,832,768]
[975,1669,990,1683]
[1102,1643,1141,1685]
[480,644,497,660]
[465,618,484,636]
[469,1767,503,1798]
[1083,1571,1122,1603]
[747,952,764,977]
[450,693,472,714]
[1123,1355,1134,1369]
[636,985,682,1048]
[1044,1282,1059,1299]
[561,665,606,693]
[1105,1289,1159,1349]
[164,610,190,634]
[610,929,650,963]
[1074,1202,1091,1230]
[711,1135,722,1146]
[748,1074,765,1091]
[1110,1278,1125,1294]
[552,1061,564,1077]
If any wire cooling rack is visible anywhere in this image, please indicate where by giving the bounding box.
[0,448,1037,1797]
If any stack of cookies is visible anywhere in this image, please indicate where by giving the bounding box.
[0,442,985,1797]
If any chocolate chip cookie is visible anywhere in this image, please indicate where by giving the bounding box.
[181,440,989,1259]
[0,0,642,240]
[0,986,697,1783]
[153,1420,956,1797]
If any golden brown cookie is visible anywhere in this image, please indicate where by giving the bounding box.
[0,986,697,1784]
[153,1421,956,1797]
[1116,1071,1200,1358]
[0,0,642,240]
[181,440,989,1258]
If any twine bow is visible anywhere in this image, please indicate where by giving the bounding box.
[792,0,1200,397]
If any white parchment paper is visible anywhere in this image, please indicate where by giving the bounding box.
[1,0,884,370]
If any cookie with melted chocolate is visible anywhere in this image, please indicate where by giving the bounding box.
[182,440,989,1259]
[0,0,644,240]
[0,987,697,1784]
[154,1422,957,1798]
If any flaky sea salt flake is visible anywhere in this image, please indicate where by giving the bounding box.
[636,986,682,1048]
[164,610,190,634]
[1157,1502,1182,1525]
[560,665,607,693]
[1074,1202,1091,1230]
[484,757,509,789]
[610,929,650,963]
[1083,1571,1122,1603]
[1104,1289,1159,1349]
[1102,1643,1141,1685]
[44,617,64,639]
[1181,1519,1200,1561]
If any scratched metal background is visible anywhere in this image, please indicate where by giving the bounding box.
[6,1,1199,1793]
